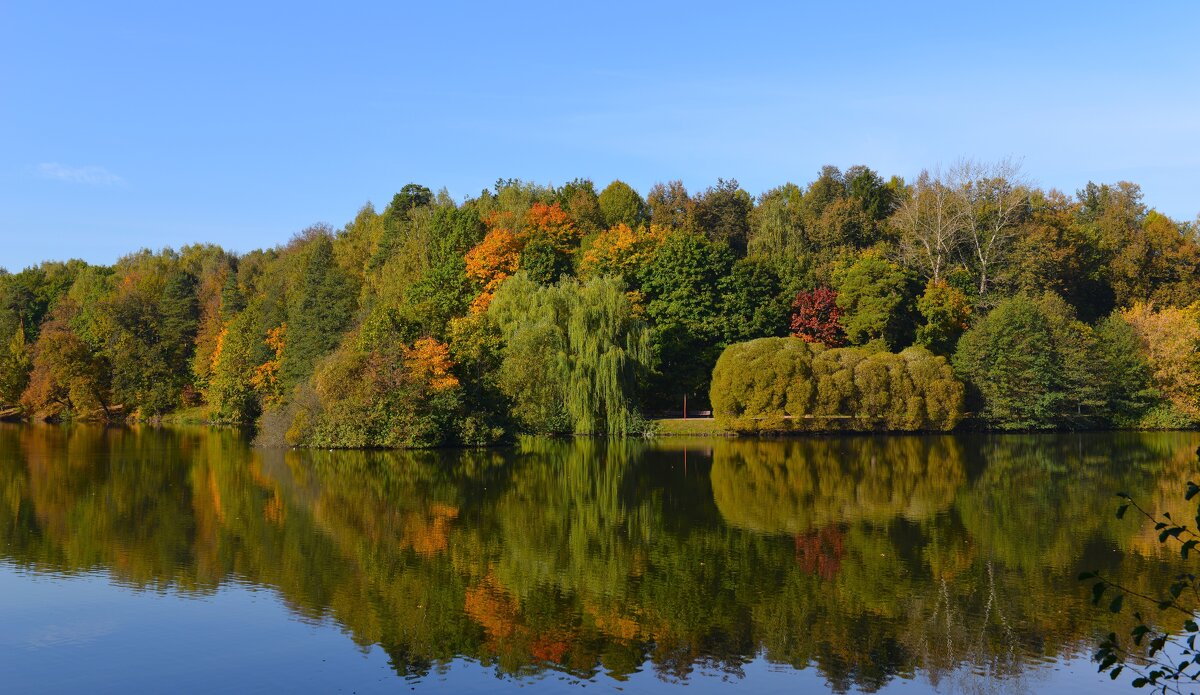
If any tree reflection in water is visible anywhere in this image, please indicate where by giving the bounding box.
[0,423,1194,692]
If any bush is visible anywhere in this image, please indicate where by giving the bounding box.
[710,337,964,433]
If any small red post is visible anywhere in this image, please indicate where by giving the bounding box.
[683,393,688,420]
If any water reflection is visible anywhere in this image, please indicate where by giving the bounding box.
[0,424,1195,692]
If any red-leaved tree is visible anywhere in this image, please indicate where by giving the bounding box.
[790,287,846,346]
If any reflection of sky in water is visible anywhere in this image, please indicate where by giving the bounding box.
[0,568,1137,694]
[0,427,1196,693]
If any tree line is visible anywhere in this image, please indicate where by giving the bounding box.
[2,162,1199,443]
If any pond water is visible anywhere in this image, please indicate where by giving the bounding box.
[0,424,1195,693]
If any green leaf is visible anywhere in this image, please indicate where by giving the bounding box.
[1186,619,1199,633]
[1110,665,1123,680]
[1187,481,1199,501]
[1132,677,1147,687]
[1183,540,1198,559]
[1117,504,1129,519]
[1079,571,1096,581]
[1092,582,1107,605]
[1110,594,1124,613]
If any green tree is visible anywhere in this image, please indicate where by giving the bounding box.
[1011,190,1114,322]
[20,299,113,419]
[688,178,753,255]
[391,183,433,214]
[281,230,358,389]
[555,178,605,235]
[953,293,1104,429]
[0,324,32,405]
[637,230,735,408]
[205,307,264,423]
[833,253,917,350]
[915,280,971,355]
[597,180,646,229]
[748,183,807,258]
[289,331,465,449]
[646,180,690,229]
[100,254,201,416]
[719,258,790,343]
[488,274,651,434]
[1093,313,1156,426]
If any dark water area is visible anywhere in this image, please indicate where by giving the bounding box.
[0,424,1196,693]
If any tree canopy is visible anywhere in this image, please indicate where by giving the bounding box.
[3,166,1198,442]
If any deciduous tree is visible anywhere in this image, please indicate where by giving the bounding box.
[789,287,845,347]
[597,180,646,229]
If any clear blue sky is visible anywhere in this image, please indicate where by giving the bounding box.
[2,1,1198,272]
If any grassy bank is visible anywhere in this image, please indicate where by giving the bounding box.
[651,418,733,437]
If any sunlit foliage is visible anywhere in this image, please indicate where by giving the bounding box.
[2,166,1200,441]
[711,337,963,433]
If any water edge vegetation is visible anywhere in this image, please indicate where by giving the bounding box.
[2,164,1199,446]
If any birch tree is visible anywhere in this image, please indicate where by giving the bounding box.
[894,168,967,284]
[952,159,1029,302]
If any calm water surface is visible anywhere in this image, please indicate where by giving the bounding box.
[1,424,1195,693]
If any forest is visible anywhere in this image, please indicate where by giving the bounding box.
[1,162,1199,445]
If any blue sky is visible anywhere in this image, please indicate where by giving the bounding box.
[2,1,1198,272]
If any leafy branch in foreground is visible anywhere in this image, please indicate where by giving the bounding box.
[1081,467,1200,692]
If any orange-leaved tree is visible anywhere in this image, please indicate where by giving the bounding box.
[465,228,524,313]
[465,202,583,313]
[524,201,579,249]
[250,323,287,407]
[402,337,459,391]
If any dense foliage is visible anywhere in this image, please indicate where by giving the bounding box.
[710,337,964,433]
[487,273,651,435]
[2,162,1200,443]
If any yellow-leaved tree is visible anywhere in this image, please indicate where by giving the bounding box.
[1120,302,1200,422]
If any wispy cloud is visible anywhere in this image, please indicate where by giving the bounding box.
[36,162,125,186]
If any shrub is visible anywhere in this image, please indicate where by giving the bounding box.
[711,337,964,433]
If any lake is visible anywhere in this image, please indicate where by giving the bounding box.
[0,424,1194,693]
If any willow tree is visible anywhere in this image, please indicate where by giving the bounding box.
[488,273,651,435]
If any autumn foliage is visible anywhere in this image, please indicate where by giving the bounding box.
[465,228,523,313]
[523,202,578,248]
[465,203,585,313]
[579,223,668,279]
[250,323,287,406]
[402,337,459,391]
[789,287,845,347]
[1120,302,1200,420]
